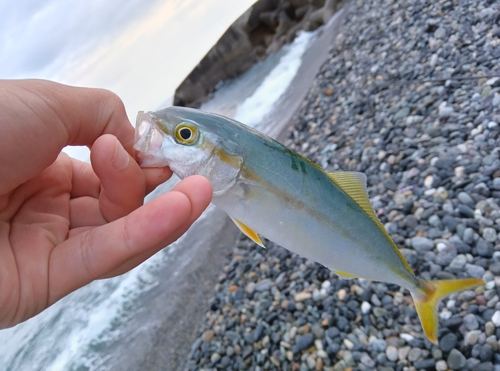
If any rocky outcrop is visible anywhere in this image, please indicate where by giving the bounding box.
[173,0,346,107]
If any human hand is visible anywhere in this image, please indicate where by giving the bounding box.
[0,79,212,328]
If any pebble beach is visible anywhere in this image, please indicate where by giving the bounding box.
[187,0,500,370]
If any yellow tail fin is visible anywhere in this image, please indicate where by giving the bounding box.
[412,278,484,344]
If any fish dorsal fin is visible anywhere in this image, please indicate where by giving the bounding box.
[326,171,373,216]
[231,217,265,248]
[326,171,413,274]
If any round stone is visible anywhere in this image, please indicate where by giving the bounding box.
[440,333,457,352]
[294,333,314,352]
[361,301,371,314]
[463,313,479,330]
[447,349,466,370]
[411,236,434,252]
[436,360,448,371]
[386,345,398,362]
[482,227,497,242]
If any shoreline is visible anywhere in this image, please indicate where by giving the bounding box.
[187,0,500,370]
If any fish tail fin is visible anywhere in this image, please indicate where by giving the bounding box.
[411,278,484,344]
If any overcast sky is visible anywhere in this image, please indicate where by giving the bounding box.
[1,0,257,119]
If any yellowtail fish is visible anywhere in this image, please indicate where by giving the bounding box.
[133,106,484,343]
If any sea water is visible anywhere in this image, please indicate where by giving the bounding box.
[0,14,341,369]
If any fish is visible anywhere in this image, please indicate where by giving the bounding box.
[133,106,484,344]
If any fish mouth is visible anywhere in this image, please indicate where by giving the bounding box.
[133,111,167,167]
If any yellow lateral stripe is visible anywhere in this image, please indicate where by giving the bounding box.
[231,217,265,248]
[325,171,414,275]
[334,270,361,279]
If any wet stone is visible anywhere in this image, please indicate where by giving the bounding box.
[477,239,494,257]
[466,264,485,278]
[480,344,494,362]
[294,333,314,352]
[413,358,436,370]
[483,228,497,242]
[255,279,273,292]
[435,244,457,266]
[458,192,475,206]
[458,204,475,218]
[411,236,434,252]
[447,349,467,370]
[440,332,458,353]
[489,262,500,275]
[463,313,479,331]
[386,345,398,362]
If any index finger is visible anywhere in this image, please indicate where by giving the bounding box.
[0,79,134,194]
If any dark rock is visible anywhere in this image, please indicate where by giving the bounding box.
[439,332,457,352]
[293,333,314,352]
[479,344,494,362]
[447,349,467,370]
[253,322,264,342]
[413,358,436,370]
[383,177,398,191]
[442,215,460,232]
[458,205,475,218]
[326,342,340,356]
[443,316,463,330]
[326,327,340,339]
[476,239,493,257]
[336,316,349,331]
[489,261,500,275]
[473,362,494,371]
[411,237,434,252]
[463,313,479,330]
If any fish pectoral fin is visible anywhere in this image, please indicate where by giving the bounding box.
[231,217,265,248]
[333,270,361,279]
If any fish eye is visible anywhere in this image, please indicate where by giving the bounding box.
[174,122,199,145]
[179,128,191,140]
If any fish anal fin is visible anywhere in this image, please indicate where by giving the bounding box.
[231,217,265,248]
[412,278,484,344]
[334,269,361,279]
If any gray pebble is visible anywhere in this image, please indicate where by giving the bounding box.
[449,254,467,271]
[463,313,479,331]
[466,264,486,278]
[458,192,475,206]
[386,345,398,362]
[293,333,314,352]
[440,332,457,353]
[489,261,500,275]
[411,236,434,252]
[447,349,467,370]
[435,244,457,266]
[255,279,273,292]
[483,227,497,242]
[360,353,375,368]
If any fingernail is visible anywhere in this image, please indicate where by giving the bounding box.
[112,142,130,170]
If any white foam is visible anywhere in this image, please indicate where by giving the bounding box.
[234,31,314,128]
[46,255,163,370]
